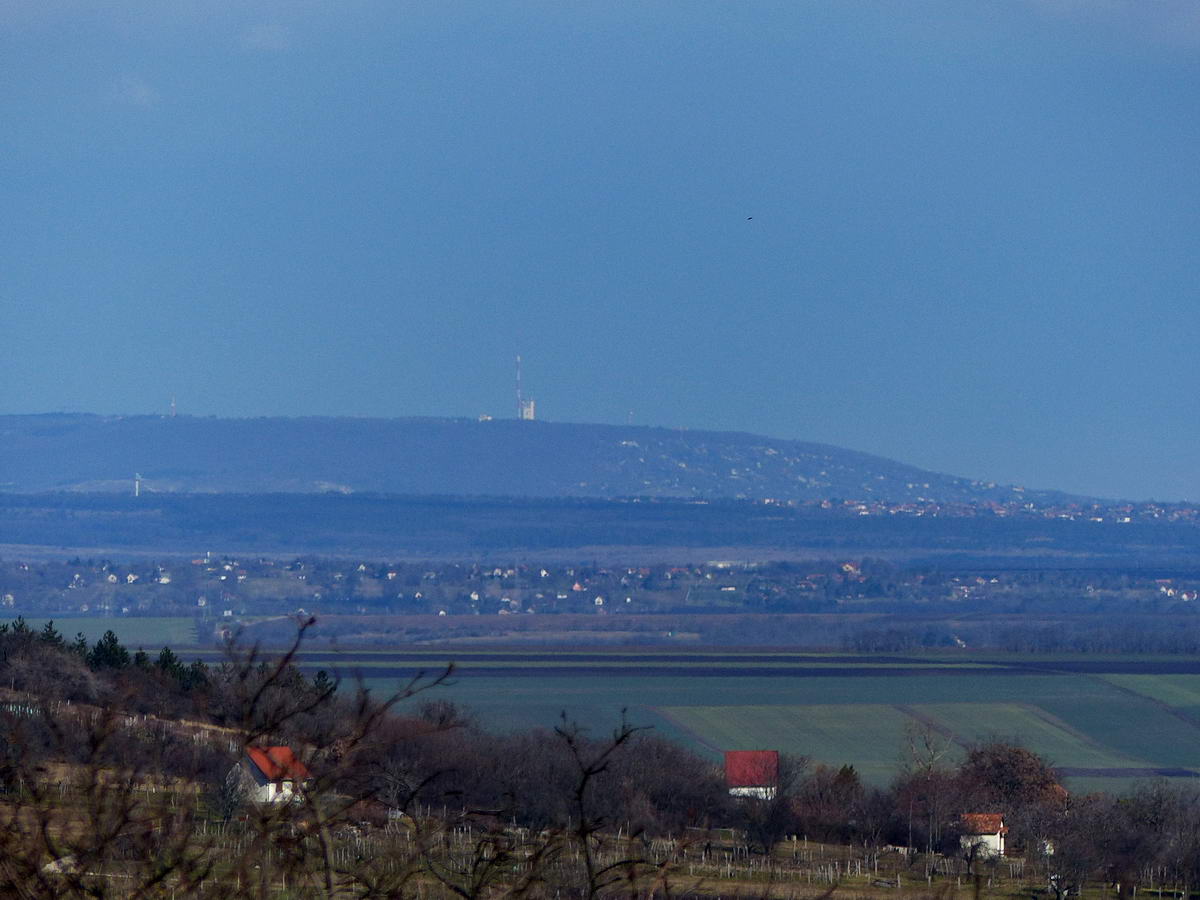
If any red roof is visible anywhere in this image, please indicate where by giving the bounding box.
[724,750,779,788]
[960,813,1007,835]
[246,746,310,782]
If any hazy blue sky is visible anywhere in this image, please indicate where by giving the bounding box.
[3,1,1197,500]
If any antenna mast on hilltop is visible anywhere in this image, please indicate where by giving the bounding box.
[516,354,535,421]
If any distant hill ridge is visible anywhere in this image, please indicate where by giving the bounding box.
[0,413,1075,504]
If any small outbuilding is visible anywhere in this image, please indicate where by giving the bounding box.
[959,813,1007,857]
[724,750,779,799]
[242,746,311,804]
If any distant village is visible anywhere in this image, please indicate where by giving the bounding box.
[776,495,1200,524]
[2,546,1197,631]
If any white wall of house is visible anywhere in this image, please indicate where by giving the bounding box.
[249,778,301,803]
[243,763,301,804]
[960,832,1004,857]
[728,786,777,800]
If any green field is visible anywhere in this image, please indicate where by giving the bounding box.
[656,699,1157,786]
[917,702,1145,769]
[1038,692,1200,769]
[342,666,1200,792]
[17,617,197,648]
[661,703,915,784]
[1100,674,1200,711]
[165,643,1200,794]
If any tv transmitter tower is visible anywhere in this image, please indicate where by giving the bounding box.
[516,355,535,420]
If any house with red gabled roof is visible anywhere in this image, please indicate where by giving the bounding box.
[242,746,311,804]
[724,750,779,800]
[959,813,1007,857]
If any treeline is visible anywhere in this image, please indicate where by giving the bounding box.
[889,738,1200,897]
[0,617,209,713]
[0,617,730,836]
[842,615,1200,654]
[242,611,1200,654]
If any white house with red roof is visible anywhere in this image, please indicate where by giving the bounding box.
[242,746,311,804]
[959,813,1007,857]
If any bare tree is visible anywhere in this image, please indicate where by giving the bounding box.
[554,714,652,899]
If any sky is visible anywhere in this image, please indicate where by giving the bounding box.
[2,1,1198,501]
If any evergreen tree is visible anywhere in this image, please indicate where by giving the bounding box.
[39,620,64,648]
[157,646,184,678]
[88,630,130,669]
[312,669,335,698]
[181,660,209,690]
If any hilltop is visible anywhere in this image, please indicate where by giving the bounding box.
[0,413,1078,505]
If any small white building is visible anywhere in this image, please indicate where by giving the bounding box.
[959,813,1007,857]
[242,746,311,804]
